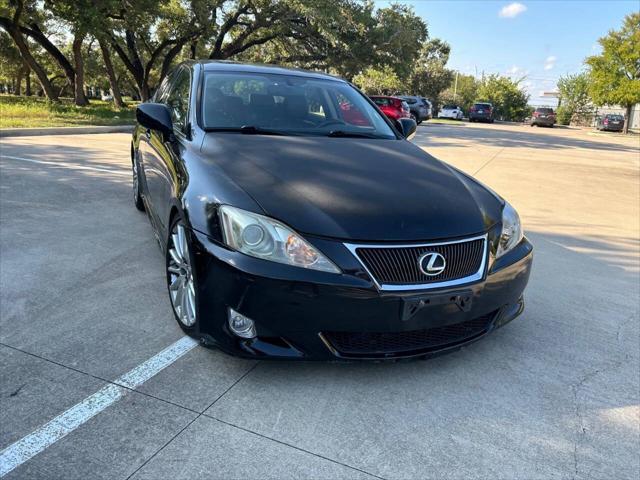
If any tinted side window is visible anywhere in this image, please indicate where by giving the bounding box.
[166,69,191,132]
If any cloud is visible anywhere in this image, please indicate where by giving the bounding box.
[507,65,521,74]
[499,2,527,18]
[544,56,557,70]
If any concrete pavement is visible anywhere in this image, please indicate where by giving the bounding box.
[0,124,638,479]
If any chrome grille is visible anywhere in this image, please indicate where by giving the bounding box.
[348,235,487,290]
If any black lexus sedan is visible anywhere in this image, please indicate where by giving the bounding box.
[132,60,533,360]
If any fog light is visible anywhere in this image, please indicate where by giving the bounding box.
[228,308,256,339]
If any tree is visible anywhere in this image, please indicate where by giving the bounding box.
[0,0,59,100]
[556,72,591,125]
[97,39,124,107]
[372,3,427,80]
[585,12,640,133]
[43,0,102,105]
[0,0,447,106]
[408,39,454,111]
[477,74,529,121]
[442,72,479,113]
[237,0,377,81]
[0,30,24,93]
[1,0,96,104]
[108,0,206,101]
[352,66,401,95]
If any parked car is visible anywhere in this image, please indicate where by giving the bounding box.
[369,95,411,121]
[596,113,624,132]
[339,101,370,126]
[132,60,532,360]
[438,104,464,120]
[398,95,430,124]
[421,98,433,120]
[469,102,494,123]
[530,107,556,127]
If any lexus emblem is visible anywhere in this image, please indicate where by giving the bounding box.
[418,252,446,276]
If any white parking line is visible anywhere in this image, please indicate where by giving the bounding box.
[0,336,198,477]
[0,154,129,176]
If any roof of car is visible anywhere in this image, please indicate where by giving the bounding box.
[192,60,345,82]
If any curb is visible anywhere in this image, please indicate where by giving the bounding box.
[0,125,134,138]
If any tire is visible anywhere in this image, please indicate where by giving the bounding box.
[132,150,145,212]
[166,214,199,335]
[410,114,417,123]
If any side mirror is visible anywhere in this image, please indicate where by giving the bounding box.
[136,103,173,141]
[396,118,417,140]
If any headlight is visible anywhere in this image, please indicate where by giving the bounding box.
[218,205,340,273]
[496,202,523,258]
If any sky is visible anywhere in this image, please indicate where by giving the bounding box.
[376,0,639,106]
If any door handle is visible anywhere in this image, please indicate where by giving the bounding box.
[145,128,151,139]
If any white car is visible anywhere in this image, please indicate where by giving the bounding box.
[438,104,464,120]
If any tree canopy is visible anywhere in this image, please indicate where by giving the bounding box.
[0,0,439,104]
[476,74,529,121]
[442,72,478,113]
[408,39,453,110]
[556,72,591,125]
[585,12,640,132]
[352,65,401,95]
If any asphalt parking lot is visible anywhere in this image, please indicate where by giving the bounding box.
[1,122,638,479]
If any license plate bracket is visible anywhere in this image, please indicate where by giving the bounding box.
[401,291,473,321]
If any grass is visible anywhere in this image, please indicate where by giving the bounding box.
[0,95,136,128]
[425,118,465,125]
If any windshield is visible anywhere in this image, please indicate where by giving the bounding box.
[201,71,396,139]
[443,105,458,110]
[536,108,553,114]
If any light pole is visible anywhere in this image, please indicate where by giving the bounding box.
[453,71,459,101]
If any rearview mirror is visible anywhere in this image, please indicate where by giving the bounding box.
[396,118,417,140]
[136,103,173,141]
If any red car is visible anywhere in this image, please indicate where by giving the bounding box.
[339,101,371,126]
[369,96,411,121]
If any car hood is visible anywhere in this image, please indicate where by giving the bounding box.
[200,134,502,241]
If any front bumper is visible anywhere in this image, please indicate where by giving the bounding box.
[190,230,533,360]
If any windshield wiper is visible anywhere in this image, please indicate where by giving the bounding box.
[239,125,287,135]
[203,126,287,136]
[326,130,383,139]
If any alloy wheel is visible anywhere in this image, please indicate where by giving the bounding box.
[167,223,197,327]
